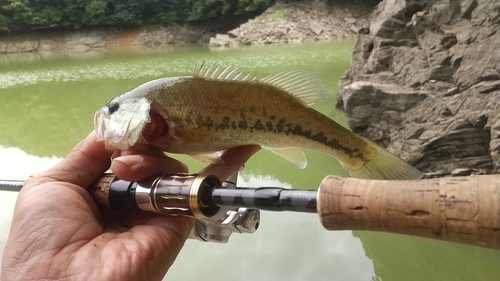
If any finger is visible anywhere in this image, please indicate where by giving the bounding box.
[199,145,260,181]
[111,153,188,182]
[107,143,150,158]
[28,131,111,189]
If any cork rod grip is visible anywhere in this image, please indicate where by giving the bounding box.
[317,175,500,249]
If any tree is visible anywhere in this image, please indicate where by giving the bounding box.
[1,0,33,31]
[0,0,276,33]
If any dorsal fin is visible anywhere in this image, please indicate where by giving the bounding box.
[194,62,256,82]
[193,62,329,105]
[260,69,329,105]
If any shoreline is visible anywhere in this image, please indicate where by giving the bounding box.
[0,2,375,55]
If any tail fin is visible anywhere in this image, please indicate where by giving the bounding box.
[343,142,423,180]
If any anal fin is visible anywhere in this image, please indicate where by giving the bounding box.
[264,147,307,169]
[190,151,225,164]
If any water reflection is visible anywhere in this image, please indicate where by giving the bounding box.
[0,146,62,267]
[0,41,354,89]
[167,174,376,281]
[169,213,376,281]
[0,41,365,280]
[355,231,500,281]
[2,40,500,280]
[0,145,61,180]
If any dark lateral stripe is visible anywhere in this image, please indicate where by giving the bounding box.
[192,114,363,159]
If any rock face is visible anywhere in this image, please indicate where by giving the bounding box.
[208,2,373,47]
[138,22,232,47]
[0,25,213,54]
[336,0,500,176]
[0,29,116,54]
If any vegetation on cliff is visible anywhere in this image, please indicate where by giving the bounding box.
[0,0,275,32]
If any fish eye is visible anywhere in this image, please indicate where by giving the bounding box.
[108,101,119,114]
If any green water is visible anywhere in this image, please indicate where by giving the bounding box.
[1,41,499,280]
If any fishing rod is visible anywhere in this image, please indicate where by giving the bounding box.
[1,174,499,249]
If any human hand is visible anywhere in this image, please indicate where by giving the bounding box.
[1,131,259,281]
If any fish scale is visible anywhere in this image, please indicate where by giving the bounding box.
[95,62,423,180]
[158,78,359,154]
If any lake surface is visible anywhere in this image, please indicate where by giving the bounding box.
[1,41,499,281]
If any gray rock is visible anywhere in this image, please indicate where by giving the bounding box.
[344,17,357,24]
[309,22,323,35]
[208,2,374,47]
[0,29,117,54]
[208,34,234,47]
[336,0,500,175]
[451,168,473,176]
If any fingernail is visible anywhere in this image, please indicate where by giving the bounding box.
[113,155,144,167]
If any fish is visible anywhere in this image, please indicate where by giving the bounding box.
[94,62,423,180]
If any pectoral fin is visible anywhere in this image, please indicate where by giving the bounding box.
[190,151,225,164]
[264,147,307,169]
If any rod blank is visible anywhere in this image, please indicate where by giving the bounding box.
[211,187,317,213]
[0,180,24,192]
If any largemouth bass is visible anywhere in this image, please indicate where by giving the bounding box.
[95,62,422,180]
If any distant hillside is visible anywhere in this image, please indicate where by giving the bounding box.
[0,0,274,33]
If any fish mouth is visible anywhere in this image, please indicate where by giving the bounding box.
[142,110,169,144]
[94,106,138,150]
[94,97,157,150]
[94,103,168,150]
[94,108,109,142]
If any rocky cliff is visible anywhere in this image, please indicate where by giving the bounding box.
[208,2,373,47]
[336,0,500,176]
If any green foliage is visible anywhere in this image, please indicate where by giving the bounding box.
[0,13,9,31]
[30,9,62,29]
[2,0,33,30]
[0,0,276,32]
[83,0,108,26]
[236,0,273,14]
[272,9,285,20]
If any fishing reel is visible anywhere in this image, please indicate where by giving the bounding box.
[91,169,260,243]
[186,170,260,243]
